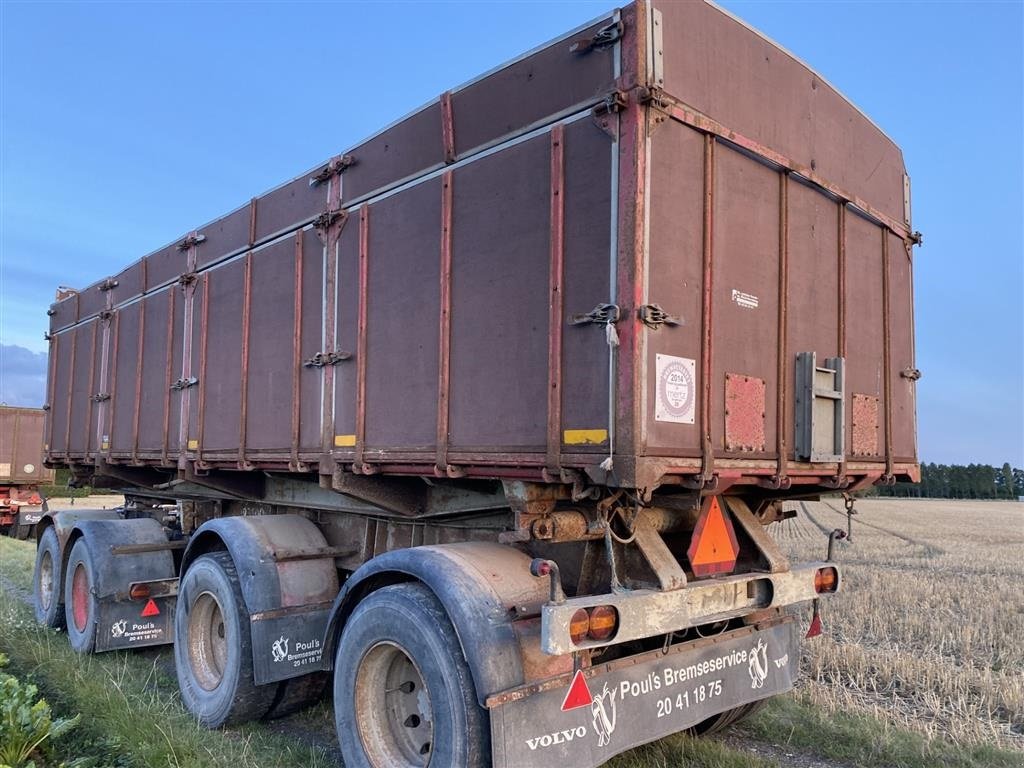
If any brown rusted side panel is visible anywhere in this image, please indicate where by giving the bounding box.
[653,0,905,225]
[0,407,54,485]
[45,1,916,493]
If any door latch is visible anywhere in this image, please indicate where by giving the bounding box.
[638,304,681,329]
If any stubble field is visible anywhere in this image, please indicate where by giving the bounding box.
[775,498,1024,752]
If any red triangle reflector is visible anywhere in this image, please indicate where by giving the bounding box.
[560,669,593,711]
[141,599,160,617]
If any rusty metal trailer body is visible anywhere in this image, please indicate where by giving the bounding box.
[38,3,917,767]
[0,406,53,536]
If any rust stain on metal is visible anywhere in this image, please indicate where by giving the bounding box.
[724,373,765,452]
[440,91,456,164]
[84,320,98,456]
[851,394,879,457]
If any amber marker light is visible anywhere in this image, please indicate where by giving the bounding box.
[569,609,591,645]
[129,583,151,600]
[586,605,619,641]
[814,566,838,594]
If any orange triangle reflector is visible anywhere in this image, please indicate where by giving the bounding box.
[687,496,740,577]
[141,598,160,617]
[560,669,593,711]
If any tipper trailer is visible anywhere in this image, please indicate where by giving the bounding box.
[38,1,919,765]
[0,406,53,538]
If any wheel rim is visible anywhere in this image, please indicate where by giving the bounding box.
[187,591,229,691]
[39,550,54,611]
[71,562,89,632]
[354,641,434,767]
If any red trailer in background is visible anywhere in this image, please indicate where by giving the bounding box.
[0,406,53,538]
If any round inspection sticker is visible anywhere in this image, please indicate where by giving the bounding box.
[655,354,696,424]
[23,464,35,474]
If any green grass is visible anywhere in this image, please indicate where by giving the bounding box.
[746,694,1024,768]
[1,535,1020,768]
[0,538,333,768]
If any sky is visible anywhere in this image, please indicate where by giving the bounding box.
[1,0,1021,467]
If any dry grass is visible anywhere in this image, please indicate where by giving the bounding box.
[774,498,1024,752]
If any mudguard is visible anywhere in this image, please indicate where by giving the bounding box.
[180,515,339,685]
[323,542,557,707]
[67,517,177,651]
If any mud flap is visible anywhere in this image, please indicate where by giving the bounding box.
[96,596,175,651]
[250,604,333,684]
[488,619,799,768]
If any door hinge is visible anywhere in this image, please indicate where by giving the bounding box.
[593,90,628,117]
[170,377,198,391]
[177,233,207,251]
[90,393,111,403]
[98,278,119,292]
[570,20,624,54]
[638,304,681,329]
[900,367,922,381]
[313,209,347,232]
[570,303,620,326]
[310,154,355,186]
[304,350,352,368]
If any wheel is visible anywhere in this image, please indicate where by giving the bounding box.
[33,526,65,628]
[334,583,489,768]
[174,551,275,727]
[64,537,99,653]
[687,697,769,736]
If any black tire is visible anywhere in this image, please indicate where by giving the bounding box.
[174,551,275,727]
[334,583,488,768]
[33,526,65,629]
[687,697,770,736]
[64,537,99,653]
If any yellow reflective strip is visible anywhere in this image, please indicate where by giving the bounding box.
[334,434,357,447]
[563,429,608,445]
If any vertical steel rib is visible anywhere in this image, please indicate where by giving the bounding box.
[546,125,566,474]
[775,172,789,484]
[238,252,253,468]
[699,134,716,484]
[85,320,98,457]
[162,290,175,464]
[108,313,121,456]
[354,205,370,469]
[291,230,304,470]
[881,230,894,480]
[436,171,454,474]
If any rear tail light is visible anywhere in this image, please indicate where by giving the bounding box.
[569,609,590,645]
[129,583,151,600]
[814,566,838,593]
[569,605,620,645]
[586,605,618,641]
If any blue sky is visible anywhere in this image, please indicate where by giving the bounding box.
[1,1,1021,466]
